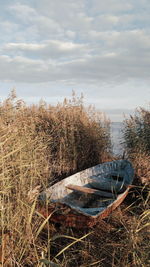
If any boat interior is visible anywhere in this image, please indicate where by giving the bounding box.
[53,173,126,216]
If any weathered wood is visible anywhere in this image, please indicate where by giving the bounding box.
[38,160,134,228]
[66,184,115,198]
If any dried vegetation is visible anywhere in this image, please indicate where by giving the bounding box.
[0,91,149,266]
[0,90,111,266]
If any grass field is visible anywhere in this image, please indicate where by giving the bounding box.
[0,91,149,266]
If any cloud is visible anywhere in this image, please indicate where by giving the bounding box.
[87,0,133,14]
[8,2,63,39]
[0,54,58,83]
[1,36,150,85]
[9,3,37,22]
[2,40,90,60]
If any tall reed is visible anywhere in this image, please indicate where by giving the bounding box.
[123,107,150,154]
[0,90,111,265]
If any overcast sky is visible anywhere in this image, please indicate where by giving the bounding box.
[0,0,150,121]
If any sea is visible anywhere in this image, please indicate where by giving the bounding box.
[110,122,124,155]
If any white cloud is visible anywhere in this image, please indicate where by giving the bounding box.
[8,3,63,39]
[1,40,150,85]
[88,0,133,14]
[65,30,76,39]
[4,43,45,51]
[2,40,90,60]
[9,3,37,21]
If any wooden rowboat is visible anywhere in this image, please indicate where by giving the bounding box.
[38,160,134,228]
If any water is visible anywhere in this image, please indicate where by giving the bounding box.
[111,122,124,155]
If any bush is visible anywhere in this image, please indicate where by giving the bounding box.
[123,107,150,154]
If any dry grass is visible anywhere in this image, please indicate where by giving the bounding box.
[0,91,149,266]
[0,90,111,266]
[123,107,150,155]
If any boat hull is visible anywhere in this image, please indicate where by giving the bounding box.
[38,160,134,228]
[39,187,129,228]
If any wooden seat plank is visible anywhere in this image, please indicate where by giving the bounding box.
[66,184,115,198]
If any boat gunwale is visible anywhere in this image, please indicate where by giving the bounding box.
[39,160,134,219]
[42,159,134,198]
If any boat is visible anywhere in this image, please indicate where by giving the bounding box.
[38,160,134,228]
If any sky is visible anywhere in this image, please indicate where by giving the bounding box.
[0,0,150,121]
